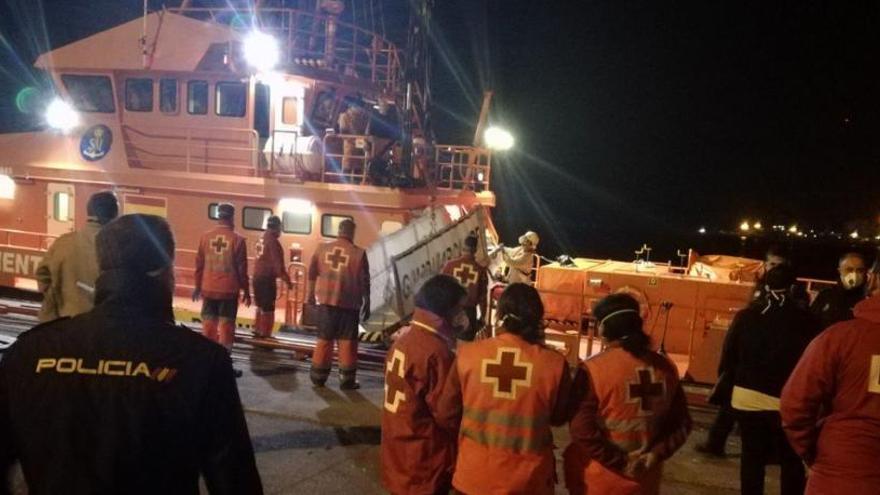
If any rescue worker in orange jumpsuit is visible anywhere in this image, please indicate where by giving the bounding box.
[381,275,467,495]
[781,291,880,494]
[440,233,488,341]
[193,203,250,376]
[306,219,370,389]
[436,283,573,495]
[252,216,292,338]
[564,293,692,495]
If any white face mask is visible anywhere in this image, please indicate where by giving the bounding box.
[843,272,865,289]
[451,310,470,332]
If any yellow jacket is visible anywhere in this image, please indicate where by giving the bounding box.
[35,220,102,321]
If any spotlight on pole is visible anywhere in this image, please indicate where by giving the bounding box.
[484,126,515,151]
[244,31,280,72]
[45,98,80,133]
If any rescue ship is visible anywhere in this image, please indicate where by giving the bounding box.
[0,0,833,385]
[0,0,498,351]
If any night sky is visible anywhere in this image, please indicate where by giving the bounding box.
[2,1,879,263]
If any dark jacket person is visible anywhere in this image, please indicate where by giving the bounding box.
[0,214,262,495]
[721,264,819,495]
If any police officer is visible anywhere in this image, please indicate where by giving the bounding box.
[306,219,370,389]
[35,191,119,322]
[193,203,250,375]
[0,214,262,494]
[441,233,489,341]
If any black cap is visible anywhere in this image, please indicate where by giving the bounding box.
[217,203,235,220]
[97,214,175,273]
[266,215,281,229]
[464,233,479,251]
[87,191,119,225]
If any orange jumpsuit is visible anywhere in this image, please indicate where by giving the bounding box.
[441,253,488,340]
[308,237,370,384]
[564,347,691,495]
[194,223,249,349]
[381,308,457,495]
[437,332,572,495]
[252,230,291,337]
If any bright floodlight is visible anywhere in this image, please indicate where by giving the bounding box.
[45,98,79,132]
[484,126,514,151]
[244,31,280,71]
[740,221,750,232]
[0,175,15,200]
[279,197,314,215]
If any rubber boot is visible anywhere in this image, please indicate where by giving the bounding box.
[338,339,359,390]
[202,318,220,343]
[253,311,268,338]
[218,320,242,377]
[310,338,334,387]
[262,312,276,337]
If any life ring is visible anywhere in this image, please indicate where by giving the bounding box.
[612,285,651,319]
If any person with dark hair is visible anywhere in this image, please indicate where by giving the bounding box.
[441,232,489,341]
[781,288,880,494]
[720,264,819,495]
[381,274,466,495]
[306,218,370,389]
[435,283,572,494]
[697,244,803,458]
[193,203,250,376]
[563,293,691,495]
[810,252,869,330]
[35,190,119,321]
[0,214,262,494]
[252,215,291,338]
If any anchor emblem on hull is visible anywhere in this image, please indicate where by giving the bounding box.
[80,125,112,161]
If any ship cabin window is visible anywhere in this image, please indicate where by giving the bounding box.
[215,81,247,118]
[282,97,300,125]
[243,207,273,231]
[207,203,220,220]
[321,214,353,238]
[53,192,72,222]
[60,74,115,113]
[125,78,153,112]
[187,80,208,115]
[160,79,178,114]
[282,211,312,235]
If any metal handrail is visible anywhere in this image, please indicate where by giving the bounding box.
[435,145,492,191]
[122,124,259,175]
[320,133,374,184]
[167,7,401,93]
[267,128,302,175]
[0,229,58,251]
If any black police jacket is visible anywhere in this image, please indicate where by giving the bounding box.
[0,269,262,495]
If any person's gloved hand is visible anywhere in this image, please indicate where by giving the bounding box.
[192,288,201,302]
[242,292,252,307]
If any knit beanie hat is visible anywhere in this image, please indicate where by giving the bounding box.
[96,214,175,273]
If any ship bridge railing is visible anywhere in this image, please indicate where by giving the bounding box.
[122,124,260,176]
[0,229,57,251]
[434,145,492,191]
[168,7,401,94]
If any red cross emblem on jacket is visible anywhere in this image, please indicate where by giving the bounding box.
[627,367,665,411]
[480,347,533,400]
[325,247,350,271]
